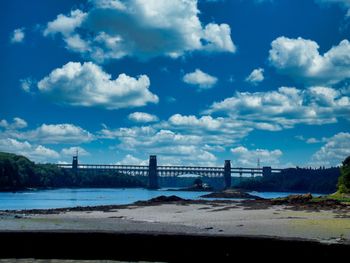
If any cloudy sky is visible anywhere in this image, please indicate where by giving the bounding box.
[1,0,349,167]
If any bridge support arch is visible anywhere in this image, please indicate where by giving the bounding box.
[148,155,159,189]
[224,160,231,189]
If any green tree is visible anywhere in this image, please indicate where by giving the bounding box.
[338,156,350,194]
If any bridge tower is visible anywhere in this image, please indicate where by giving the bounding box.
[224,160,231,189]
[72,154,78,175]
[148,155,158,189]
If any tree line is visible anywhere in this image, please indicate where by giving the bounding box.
[1,151,349,194]
[0,152,145,191]
[235,166,341,194]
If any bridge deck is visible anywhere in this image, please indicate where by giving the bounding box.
[57,163,282,177]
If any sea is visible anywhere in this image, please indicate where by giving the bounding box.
[0,188,325,210]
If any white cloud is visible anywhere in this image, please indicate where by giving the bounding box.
[33,145,60,159]
[61,146,90,156]
[269,37,350,85]
[99,125,156,139]
[0,138,31,152]
[311,132,350,166]
[0,117,27,130]
[0,138,60,162]
[20,78,34,93]
[10,28,25,43]
[43,0,236,61]
[202,23,236,53]
[295,135,323,144]
[99,111,275,166]
[230,146,283,167]
[306,138,321,144]
[44,9,87,37]
[245,68,264,85]
[203,144,225,152]
[116,154,148,165]
[13,118,28,129]
[0,120,9,129]
[183,69,218,89]
[128,112,159,123]
[205,86,350,129]
[165,114,254,144]
[168,114,221,130]
[18,123,94,144]
[37,61,159,109]
[100,125,219,166]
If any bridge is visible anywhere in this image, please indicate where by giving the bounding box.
[57,155,282,189]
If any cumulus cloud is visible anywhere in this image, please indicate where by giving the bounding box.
[205,86,350,129]
[44,9,87,37]
[183,69,218,89]
[165,114,255,144]
[169,114,221,130]
[0,138,60,162]
[99,125,156,139]
[230,146,283,167]
[10,28,25,43]
[99,111,274,166]
[43,0,236,61]
[245,68,264,85]
[37,61,159,109]
[0,117,27,130]
[61,146,90,156]
[99,126,218,166]
[17,123,94,144]
[311,132,350,166]
[0,118,94,145]
[128,112,159,123]
[269,37,350,85]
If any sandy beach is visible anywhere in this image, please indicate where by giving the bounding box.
[0,198,349,261]
[1,199,349,244]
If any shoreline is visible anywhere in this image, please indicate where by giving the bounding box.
[0,197,349,260]
[1,198,349,242]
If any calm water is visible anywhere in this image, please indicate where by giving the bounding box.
[0,188,323,210]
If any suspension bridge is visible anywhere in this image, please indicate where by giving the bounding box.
[57,155,282,189]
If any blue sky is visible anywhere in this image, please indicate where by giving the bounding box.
[0,0,349,167]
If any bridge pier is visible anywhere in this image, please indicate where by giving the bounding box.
[148,155,159,189]
[262,166,272,177]
[224,160,231,189]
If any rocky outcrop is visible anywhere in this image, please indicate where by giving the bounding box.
[148,195,187,202]
[273,193,313,204]
[201,189,262,199]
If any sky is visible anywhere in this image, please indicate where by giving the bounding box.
[0,0,349,168]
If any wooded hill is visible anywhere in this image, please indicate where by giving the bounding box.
[0,152,145,191]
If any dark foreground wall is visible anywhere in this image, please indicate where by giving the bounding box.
[0,231,347,261]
